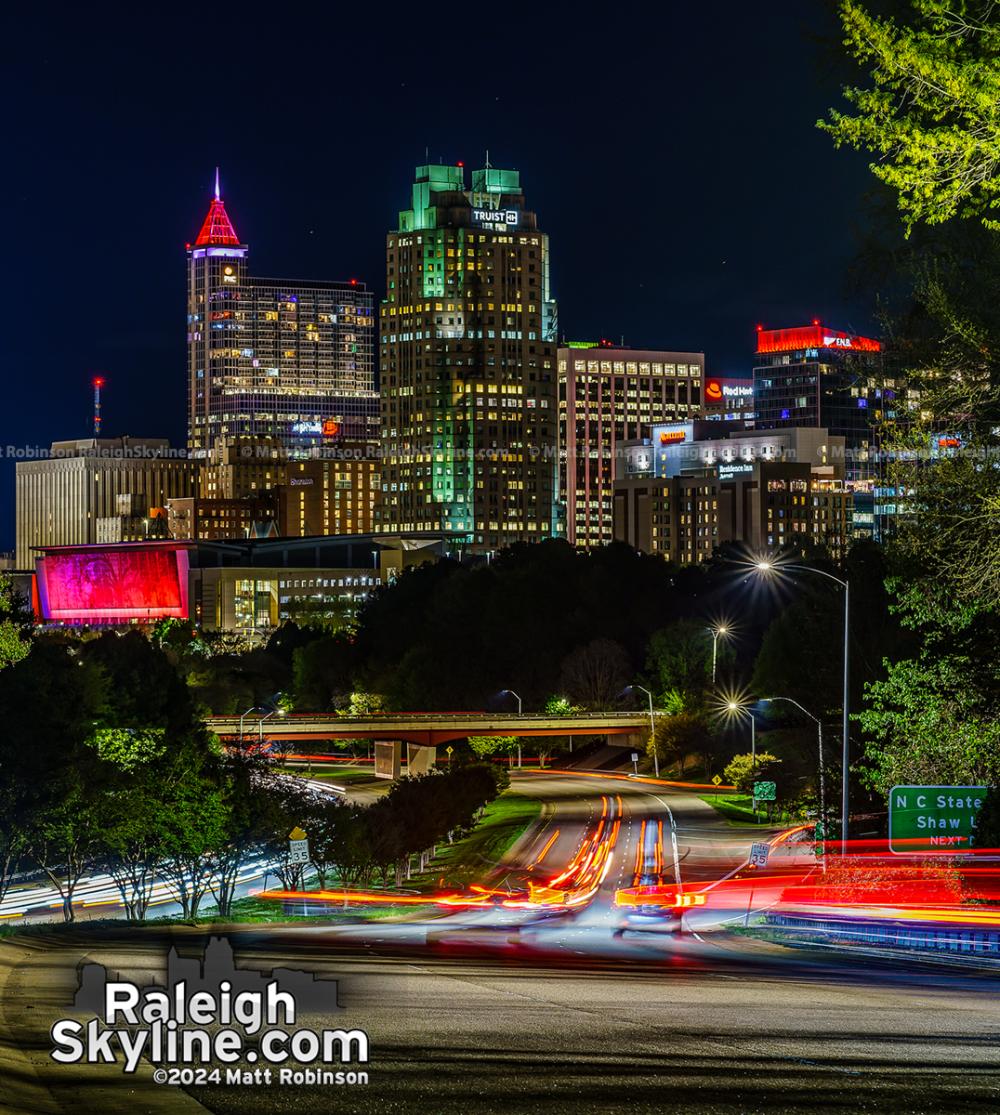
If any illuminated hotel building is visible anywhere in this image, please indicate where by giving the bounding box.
[558,343,703,548]
[379,164,559,551]
[752,324,893,484]
[187,175,377,457]
[614,424,852,563]
[278,445,380,538]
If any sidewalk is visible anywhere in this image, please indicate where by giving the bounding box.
[0,935,208,1114]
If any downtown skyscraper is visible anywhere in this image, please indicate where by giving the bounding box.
[377,164,560,551]
[186,173,378,457]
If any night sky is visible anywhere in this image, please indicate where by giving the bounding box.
[0,2,879,552]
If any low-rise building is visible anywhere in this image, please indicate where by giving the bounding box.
[15,439,199,568]
[31,534,448,632]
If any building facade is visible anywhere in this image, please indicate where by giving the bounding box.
[702,375,755,425]
[614,425,852,563]
[752,324,892,482]
[32,535,449,631]
[378,164,559,552]
[15,439,199,568]
[278,445,379,538]
[186,176,378,457]
[166,495,279,541]
[557,343,703,548]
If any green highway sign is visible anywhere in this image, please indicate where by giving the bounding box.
[753,781,776,802]
[888,785,987,854]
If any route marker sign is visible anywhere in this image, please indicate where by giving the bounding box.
[753,781,776,802]
[749,841,770,868]
[711,775,722,786]
[288,826,310,865]
[888,785,987,854]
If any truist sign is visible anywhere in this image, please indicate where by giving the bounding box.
[472,208,519,227]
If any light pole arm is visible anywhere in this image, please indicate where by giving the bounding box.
[786,564,848,589]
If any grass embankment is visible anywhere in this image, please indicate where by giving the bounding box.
[407,791,542,891]
[284,764,378,786]
[700,793,785,826]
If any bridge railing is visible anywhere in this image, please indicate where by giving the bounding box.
[206,711,650,723]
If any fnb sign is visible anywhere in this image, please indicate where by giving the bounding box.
[756,325,881,355]
[888,785,987,854]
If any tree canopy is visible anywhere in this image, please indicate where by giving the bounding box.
[821,0,1000,232]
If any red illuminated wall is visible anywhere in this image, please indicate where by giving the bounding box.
[37,546,190,622]
[756,325,881,355]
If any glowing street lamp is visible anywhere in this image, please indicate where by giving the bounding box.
[750,558,850,853]
[726,700,756,773]
[239,704,287,745]
[708,623,730,685]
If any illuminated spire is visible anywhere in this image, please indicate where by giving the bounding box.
[194,169,240,246]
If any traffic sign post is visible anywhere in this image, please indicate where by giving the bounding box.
[711,774,722,787]
[749,841,769,868]
[888,785,987,854]
[288,826,310,865]
[631,751,639,776]
[814,819,826,859]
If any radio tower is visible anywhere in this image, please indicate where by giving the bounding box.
[92,376,105,436]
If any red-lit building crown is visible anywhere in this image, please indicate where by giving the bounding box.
[756,324,881,355]
[194,197,241,246]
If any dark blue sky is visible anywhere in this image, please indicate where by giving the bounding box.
[0,2,879,552]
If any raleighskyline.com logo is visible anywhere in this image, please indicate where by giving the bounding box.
[49,937,370,1087]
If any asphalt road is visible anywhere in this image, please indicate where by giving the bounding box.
[3,772,998,1114]
[5,928,999,1115]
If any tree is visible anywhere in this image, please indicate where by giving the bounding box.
[724,752,781,794]
[645,619,719,704]
[468,736,518,760]
[859,655,1000,794]
[974,786,1000,848]
[648,708,709,775]
[558,638,630,710]
[821,1,1000,232]
[0,643,109,921]
[0,573,32,670]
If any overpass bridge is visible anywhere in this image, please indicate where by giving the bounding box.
[207,711,651,778]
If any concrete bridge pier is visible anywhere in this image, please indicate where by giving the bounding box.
[374,740,402,780]
[406,743,437,775]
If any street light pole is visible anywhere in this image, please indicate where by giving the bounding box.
[753,561,849,853]
[708,625,728,685]
[632,684,658,778]
[761,695,826,871]
[504,689,523,768]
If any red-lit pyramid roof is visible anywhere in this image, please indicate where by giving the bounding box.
[194,196,241,246]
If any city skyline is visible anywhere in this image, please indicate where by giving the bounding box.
[0,0,879,552]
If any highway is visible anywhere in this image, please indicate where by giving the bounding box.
[3,771,999,1113]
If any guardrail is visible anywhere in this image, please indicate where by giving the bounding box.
[764,911,1000,957]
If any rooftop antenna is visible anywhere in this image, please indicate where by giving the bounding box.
[485,148,492,169]
[92,376,105,437]
[214,166,221,200]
